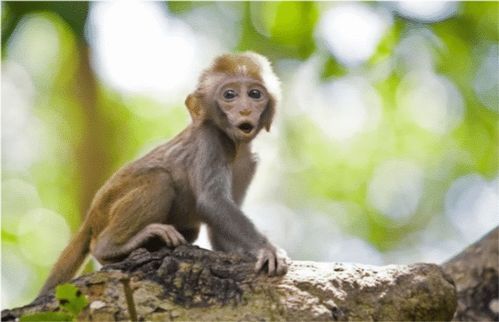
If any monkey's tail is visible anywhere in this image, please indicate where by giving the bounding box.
[38,220,92,296]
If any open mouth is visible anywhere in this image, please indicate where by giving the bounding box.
[238,122,254,134]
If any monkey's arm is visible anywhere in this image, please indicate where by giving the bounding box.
[192,142,287,275]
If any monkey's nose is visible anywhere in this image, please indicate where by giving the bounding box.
[239,109,251,116]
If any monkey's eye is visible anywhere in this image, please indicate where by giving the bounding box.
[223,90,237,100]
[248,89,262,99]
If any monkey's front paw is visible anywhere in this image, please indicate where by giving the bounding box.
[254,245,288,276]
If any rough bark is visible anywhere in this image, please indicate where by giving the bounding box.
[2,245,456,321]
[443,226,499,322]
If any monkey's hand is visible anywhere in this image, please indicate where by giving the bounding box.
[254,243,288,276]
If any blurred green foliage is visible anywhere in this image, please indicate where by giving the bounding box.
[2,1,498,308]
[20,283,88,321]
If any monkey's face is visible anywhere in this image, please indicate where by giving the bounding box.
[214,77,270,142]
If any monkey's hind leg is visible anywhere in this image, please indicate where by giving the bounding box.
[93,223,186,263]
[91,171,186,264]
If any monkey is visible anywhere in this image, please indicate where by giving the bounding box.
[39,52,288,295]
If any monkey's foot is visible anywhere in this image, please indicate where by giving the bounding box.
[146,223,187,247]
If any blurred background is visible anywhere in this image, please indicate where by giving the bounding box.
[2,1,498,307]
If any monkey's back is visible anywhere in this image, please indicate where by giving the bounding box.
[86,125,201,239]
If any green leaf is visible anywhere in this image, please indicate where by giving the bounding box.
[55,284,88,317]
[20,312,72,322]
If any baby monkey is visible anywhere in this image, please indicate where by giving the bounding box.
[40,52,288,295]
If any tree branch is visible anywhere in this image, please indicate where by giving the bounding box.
[443,226,499,321]
[2,245,456,321]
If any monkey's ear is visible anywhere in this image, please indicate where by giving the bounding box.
[261,99,276,132]
[185,94,204,121]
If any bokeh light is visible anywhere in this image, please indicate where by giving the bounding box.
[2,246,36,309]
[474,45,499,113]
[1,62,40,172]
[6,14,61,86]
[368,160,424,221]
[393,1,458,23]
[17,208,71,267]
[314,76,382,140]
[317,3,391,66]
[395,28,440,72]
[2,179,41,233]
[397,70,464,134]
[445,174,499,244]
[88,2,198,103]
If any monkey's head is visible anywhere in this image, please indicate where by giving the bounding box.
[186,52,281,143]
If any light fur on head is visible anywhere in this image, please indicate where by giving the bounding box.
[185,52,281,131]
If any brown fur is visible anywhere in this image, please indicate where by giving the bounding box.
[39,52,287,296]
